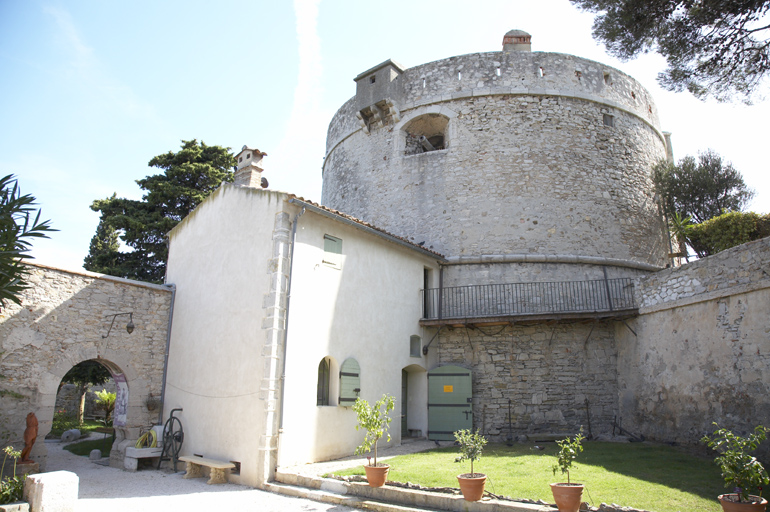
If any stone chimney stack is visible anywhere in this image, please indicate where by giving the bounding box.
[502,29,532,52]
[234,145,268,188]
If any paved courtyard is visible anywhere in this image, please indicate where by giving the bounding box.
[44,440,357,512]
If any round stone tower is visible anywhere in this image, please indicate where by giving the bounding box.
[322,30,670,286]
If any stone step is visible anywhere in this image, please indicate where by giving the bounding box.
[265,481,434,512]
[270,472,553,512]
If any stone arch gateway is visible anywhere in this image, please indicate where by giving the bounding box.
[0,264,173,470]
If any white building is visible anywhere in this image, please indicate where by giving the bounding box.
[164,148,443,486]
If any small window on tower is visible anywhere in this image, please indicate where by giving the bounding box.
[370,75,376,84]
[603,114,615,127]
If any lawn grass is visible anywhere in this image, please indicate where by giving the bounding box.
[47,414,105,439]
[332,442,725,512]
[63,436,114,457]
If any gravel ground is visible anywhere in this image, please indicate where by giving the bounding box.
[44,440,357,512]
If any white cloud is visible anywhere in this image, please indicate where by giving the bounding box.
[267,0,326,201]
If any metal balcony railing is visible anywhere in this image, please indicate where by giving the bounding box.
[422,278,636,320]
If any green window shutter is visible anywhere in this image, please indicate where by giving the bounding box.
[323,235,342,268]
[339,358,361,406]
[324,234,342,254]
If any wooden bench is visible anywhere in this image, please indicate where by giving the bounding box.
[178,455,235,485]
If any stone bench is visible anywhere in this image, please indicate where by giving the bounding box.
[178,456,235,485]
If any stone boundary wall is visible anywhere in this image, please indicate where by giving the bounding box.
[326,51,663,156]
[437,321,618,441]
[619,238,770,461]
[635,236,770,313]
[0,263,172,469]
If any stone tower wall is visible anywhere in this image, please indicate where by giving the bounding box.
[322,51,669,275]
[437,320,619,440]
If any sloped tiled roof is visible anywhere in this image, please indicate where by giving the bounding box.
[287,195,445,260]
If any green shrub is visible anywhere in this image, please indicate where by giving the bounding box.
[1,446,23,505]
[48,410,78,438]
[688,211,770,257]
[94,390,116,426]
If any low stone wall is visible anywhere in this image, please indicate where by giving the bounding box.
[0,264,172,469]
[53,381,116,421]
[636,237,770,312]
[437,321,618,440]
[619,237,770,460]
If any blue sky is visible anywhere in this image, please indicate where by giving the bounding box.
[3,0,767,271]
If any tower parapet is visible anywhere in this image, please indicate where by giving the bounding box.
[322,31,669,285]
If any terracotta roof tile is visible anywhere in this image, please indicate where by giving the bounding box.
[287,195,445,259]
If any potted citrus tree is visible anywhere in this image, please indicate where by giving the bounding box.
[454,428,488,501]
[551,430,585,512]
[702,423,769,512]
[353,394,395,487]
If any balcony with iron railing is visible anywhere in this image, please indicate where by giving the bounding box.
[421,277,637,325]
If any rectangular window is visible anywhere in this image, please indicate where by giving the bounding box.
[410,335,422,357]
[323,234,342,268]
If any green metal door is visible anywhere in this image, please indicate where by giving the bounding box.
[427,365,472,441]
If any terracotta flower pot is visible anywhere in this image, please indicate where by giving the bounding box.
[457,473,486,501]
[718,494,768,512]
[550,482,584,512]
[364,464,389,487]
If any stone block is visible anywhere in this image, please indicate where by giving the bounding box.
[0,502,30,512]
[60,429,80,443]
[23,471,78,512]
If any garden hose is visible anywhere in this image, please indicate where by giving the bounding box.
[135,429,157,448]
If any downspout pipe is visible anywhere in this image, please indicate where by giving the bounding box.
[278,206,305,432]
[158,283,177,425]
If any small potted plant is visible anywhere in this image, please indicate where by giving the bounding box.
[551,430,586,512]
[702,423,769,512]
[352,394,395,487]
[454,428,488,501]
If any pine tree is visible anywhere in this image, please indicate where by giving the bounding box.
[83,213,122,275]
[84,140,236,283]
[571,0,770,102]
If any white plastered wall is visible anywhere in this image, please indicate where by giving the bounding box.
[164,186,286,487]
[278,208,440,466]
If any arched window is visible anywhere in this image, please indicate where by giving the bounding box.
[317,357,331,406]
[403,113,449,155]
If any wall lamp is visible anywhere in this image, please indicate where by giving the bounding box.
[102,312,135,338]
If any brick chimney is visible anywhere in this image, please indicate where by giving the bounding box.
[234,145,268,188]
[502,29,532,52]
